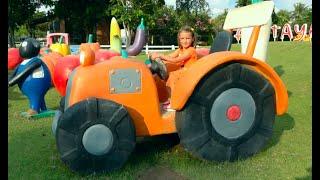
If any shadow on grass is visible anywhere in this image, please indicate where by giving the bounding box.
[8,86,25,100]
[129,134,183,179]
[273,65,293,98]
[9,114,295,178]
[136,165,188,180]
[263,113,295,151]
[122,134,180,168]
[49,106,60,111]
[9,122,182,178]
[89,134,181,178]
[295,167,311,180]
[134,133,180,155]
[274,65,285,77]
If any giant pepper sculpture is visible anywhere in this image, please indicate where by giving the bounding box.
[50,36,71,56]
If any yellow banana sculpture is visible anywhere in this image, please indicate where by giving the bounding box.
[110,17,121,46]
[110,35,122,54]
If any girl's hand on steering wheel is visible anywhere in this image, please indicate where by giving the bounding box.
[151,52,161,60]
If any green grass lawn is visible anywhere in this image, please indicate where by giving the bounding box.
[8,41,312,179]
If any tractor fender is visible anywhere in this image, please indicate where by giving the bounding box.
[169,51,288,115]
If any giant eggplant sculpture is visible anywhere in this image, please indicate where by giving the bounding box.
[126,18,146,56]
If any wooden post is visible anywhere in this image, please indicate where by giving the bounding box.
[246,26,261,56]
[146,44,149,55]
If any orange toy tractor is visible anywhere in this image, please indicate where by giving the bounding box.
[52,1,288,173]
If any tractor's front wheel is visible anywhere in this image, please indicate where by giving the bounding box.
[55,98,136,173]
[176,63,275,161]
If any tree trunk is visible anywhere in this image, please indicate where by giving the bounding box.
[123,22,131,49]
[8,26,16,48]
[26,22,33,38]
[120,0,131,49]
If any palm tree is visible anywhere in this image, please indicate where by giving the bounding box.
[236,0,251,7]
[235,0,266,7]
[291,3,309,25]
[276,10,291,26]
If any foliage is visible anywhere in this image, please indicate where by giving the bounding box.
[191,12,215,45]
[211,9,228,33]
[8,0,48,47]
[109,0,162,46]
[176,0,209,15]
[14,25,29,39]
[235,0,252,7]
[8,0,312,46]
[8,0,55,45]
[235,0,270,7]
[290,3,312,26]
[275,10,291,26]
[175,0,208,29]
[54,0,110,43]
[171,0,212,45]
[148,6,180,45]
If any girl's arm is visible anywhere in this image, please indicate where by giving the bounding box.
[160,49,192,63]
[150,49,179,60]
[165,49,179,58]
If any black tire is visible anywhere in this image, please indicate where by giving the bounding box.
[59,96,65,112]
[176,63,275,162]
[52,97,65,136]
[55,98,136,173]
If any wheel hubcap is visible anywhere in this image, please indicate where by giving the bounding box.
[226,105,241,121]
[210,88,256,139]
[82,124,113,156]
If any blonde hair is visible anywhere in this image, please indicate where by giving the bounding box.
[177,26,197,48]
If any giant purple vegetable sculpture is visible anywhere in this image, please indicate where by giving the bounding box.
[127,18,146,56]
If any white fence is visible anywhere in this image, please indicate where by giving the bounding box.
[8,41,46,48]
[9,43,203,55]
[100,45,179,54]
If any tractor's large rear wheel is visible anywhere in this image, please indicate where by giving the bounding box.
[55,98,136,173]
[176,63,275,161]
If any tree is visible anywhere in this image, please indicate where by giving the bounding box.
[276,10,291,26]
[211,9,228,34]
[109,0,163,47]
[291,3,312,25]
[176,0,209,15]
[149,6,179,45]
[305,7,312,25]
[175,0,210,29]
[8,0,54,47]
[190,0,209,15]
[235,0,251,7]
[54,0,109,44]
[235,0,270,7]
[9,0,37,47]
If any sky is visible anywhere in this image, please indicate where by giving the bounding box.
[164,0,312,17]
[38,0,312,17]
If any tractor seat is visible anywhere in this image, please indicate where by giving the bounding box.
[209,30,233,53]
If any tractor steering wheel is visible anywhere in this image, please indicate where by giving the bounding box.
[151,58,168,80]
